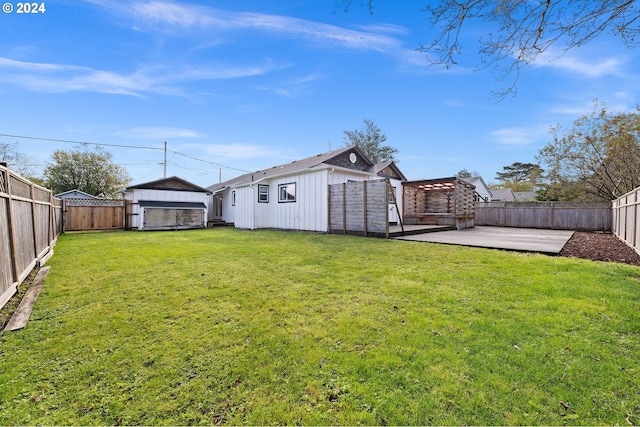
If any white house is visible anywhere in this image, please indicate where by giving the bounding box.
[463,177,492,202]
[207,146,406,232]
[123,176,210,231]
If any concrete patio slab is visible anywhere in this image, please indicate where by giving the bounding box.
[394,226,575,255]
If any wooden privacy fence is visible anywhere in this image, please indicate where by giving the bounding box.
[63,198,124,231]
[328,179,391,237]
[475,201,612,230]
[612,186,640,255]
[0,164,63,309]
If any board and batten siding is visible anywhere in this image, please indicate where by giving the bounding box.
[268,170,329,231]
[229,168,403,232]
[235,169,330,232]
[233,186,255,229]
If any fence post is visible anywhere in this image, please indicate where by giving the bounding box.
[5,171,19,288]
[340,183,345,234]
[363,181,368,237]
[632,190,638,248]
[30,182,38,259]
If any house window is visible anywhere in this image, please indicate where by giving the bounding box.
[278,183,296,203]
[231,190,236,206]
[258,184,269,203]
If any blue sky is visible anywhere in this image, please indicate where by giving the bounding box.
[1,0,639,189]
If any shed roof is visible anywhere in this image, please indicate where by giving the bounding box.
[126,176,210,193]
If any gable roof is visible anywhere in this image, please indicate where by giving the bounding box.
[491,188,516,201]
[207,145,397,193]
[367,161,407,182]
[514,191,536,201]
[464,176,489,190]
[126,176,210,193]
[54,189,98,199]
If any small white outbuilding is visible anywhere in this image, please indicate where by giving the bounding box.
[123,176,210,231]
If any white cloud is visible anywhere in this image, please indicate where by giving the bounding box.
[353,23,409,35]
[184,143,280,160]
[492,126,548,146]
[123,127,206,139]
[0,56,288,96]
[534,48,626,78]
[252,72,326,97]
[85,0,403,54]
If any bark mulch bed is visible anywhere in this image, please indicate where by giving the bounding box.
[559,231,640,266]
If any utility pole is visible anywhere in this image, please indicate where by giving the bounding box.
[163,141,167,178]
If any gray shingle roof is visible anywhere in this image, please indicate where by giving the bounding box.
[207,145,373,192]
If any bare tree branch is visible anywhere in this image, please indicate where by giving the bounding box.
[341,1,640,98]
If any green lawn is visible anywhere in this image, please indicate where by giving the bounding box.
[1,228,639,425]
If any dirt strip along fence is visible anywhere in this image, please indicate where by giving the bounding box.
[612,186,640,256]
[329,179,390,237]
[1,164,63,310]
[63,198,124,231]
[475,201,612,231]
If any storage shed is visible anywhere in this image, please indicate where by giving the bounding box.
[403,177,476,229]
[123,176,210,231]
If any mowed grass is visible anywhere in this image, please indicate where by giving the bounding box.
[1,229,639,425]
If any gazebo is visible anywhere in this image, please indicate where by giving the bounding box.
[402,177,476,229]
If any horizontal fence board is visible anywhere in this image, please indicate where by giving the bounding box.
[329,179,388,235]
[475,202,612,231]
[613,186,640,255]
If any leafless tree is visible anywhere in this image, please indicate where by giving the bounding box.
[0,141,38,178]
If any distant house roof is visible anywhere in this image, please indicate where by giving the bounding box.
[514,191,536,201]
[126,176,211,193]
[207,145,404,193]
[491,188,516,201]
[55,189,98,199]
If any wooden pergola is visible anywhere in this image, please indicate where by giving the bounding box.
[402,177,476,229]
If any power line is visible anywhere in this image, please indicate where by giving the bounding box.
[0,132,252,173]
[0,133,164,151]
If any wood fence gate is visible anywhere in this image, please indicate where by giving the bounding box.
[63,198,124,231]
